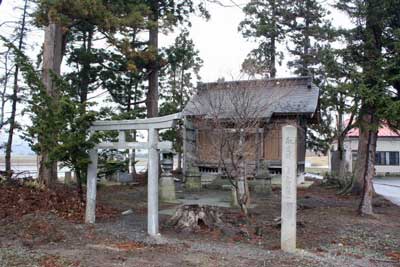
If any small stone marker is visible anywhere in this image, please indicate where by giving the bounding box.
[281,125,297,253]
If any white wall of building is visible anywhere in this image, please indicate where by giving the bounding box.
[343,137,400,175]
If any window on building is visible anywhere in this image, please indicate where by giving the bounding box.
[389,152,399,165]
[375,151,400,166]
[351,150,358,161]
[375,152,386,165]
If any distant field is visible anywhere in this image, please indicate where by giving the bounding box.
[0,155,37,165]
[306,155,329,167]
[305,155,329,175]
[0,155,149,177]
[305,167,329,175]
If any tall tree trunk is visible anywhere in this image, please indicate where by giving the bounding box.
[353,114,370,193]
[270,0,276,78]
[38,18,64,186]
[5,0,28,179]
[302,0,311,76]
[76,169,84,202]
[79,28,93,104]
[336,102,347,178]
[147,1,159,118]
[336,134,347,178]
[359,128,377,216]
[147,1,159,178]
[176,152,182,173]
[353,111,378,215]
[355,0,383,214]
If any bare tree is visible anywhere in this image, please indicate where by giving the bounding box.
[191,82,292,215]
[0,49,13,132]
[4,0,29,179]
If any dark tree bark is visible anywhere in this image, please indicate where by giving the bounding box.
[79,28,93,104]
[353,112,378,215]
[38,17,64,186]
[355,0,384,215]
[5,0,28,179]
[359,128,377,215]
[353,113,371,194]
[75,168,84,202]
[270,0,277,78]
[301,0,311,76]
[147,1,159,118]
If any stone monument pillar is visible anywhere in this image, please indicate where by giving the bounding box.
[281,125,297,253]
[254,160,272,194]
[182,117,202,191]
[185,166,202,191]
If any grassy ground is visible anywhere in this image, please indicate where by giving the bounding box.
[0,181,399,267]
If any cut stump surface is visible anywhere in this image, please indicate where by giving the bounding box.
[166,205,223,232]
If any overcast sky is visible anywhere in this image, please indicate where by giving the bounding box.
[0,0,351,82]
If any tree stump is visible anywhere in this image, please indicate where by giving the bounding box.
[166,205,223,232]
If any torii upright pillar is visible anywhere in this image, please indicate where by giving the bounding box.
[147,127,159,236]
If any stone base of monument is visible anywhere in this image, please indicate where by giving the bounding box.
[252,179,272,194]
[159,176,176,202]
[185,176,202,191]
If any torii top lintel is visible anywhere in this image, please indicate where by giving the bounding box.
[90,113,182,132]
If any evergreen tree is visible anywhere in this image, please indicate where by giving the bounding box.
[159,30,203,172]
[285,0,334,78]
[145,0,209,118]
[5,39,98,199]
[316,47,360,179]
[99,0,149,117]
[283,0,337,154]
[238,0,289,78]
[33,0,69,184]
[337,0,400,215]
[32,0,116,184]
[99,1,151,175]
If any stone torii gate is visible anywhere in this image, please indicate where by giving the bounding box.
[84,113,181,236]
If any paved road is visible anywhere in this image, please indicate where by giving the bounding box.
[373,178,400,206]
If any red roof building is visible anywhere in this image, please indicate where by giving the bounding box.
[336,122,400,175]
[346,123,400,138]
